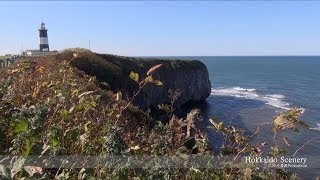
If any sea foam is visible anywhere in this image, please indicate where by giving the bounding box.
[211,87,290,110]
[310,123,320,131]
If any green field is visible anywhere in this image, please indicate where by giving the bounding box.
[0,55,9,60]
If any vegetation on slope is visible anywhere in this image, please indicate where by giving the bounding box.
[0,49,311,179]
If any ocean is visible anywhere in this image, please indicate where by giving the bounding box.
[176,56,320,178]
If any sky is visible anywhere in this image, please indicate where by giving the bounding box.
[0,1,320,56]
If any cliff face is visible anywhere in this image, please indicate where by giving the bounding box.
[64,50,211,110]
[139,60,211,110]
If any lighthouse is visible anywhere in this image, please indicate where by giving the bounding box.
[23,21,57,56]
[39,22,49,52]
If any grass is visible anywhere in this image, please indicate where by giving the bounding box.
[0,56,8,59]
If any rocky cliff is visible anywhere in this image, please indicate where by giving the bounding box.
[60,49,211,111]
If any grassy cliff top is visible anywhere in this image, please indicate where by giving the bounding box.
[56,48,207,89]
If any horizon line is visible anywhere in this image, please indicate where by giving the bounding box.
[133,55,320,57]
[3,50,320,58]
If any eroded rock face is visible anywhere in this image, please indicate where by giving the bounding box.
[69,51,211,110]
[130,59,211,110]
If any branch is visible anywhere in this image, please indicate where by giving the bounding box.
[233,145,247,161]
[115,81,147,125]
[292,137,317,157]
[250,122,272,139]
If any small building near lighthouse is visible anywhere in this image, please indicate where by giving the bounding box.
[23,22,58,56]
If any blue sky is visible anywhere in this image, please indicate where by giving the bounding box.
[0,1,320,56]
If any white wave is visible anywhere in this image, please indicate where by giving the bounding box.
[264,94,290,110]
[265,94,285,99]
[211,87,290,110]
[310,123,320,131]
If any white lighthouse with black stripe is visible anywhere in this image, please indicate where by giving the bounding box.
[39,22,49,52]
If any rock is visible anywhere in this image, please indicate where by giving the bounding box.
[67,50,211,110]
[185,108,205,138]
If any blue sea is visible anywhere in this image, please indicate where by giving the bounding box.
[175,56,320,178]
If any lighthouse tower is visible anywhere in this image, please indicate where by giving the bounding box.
[39,22,49,52]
